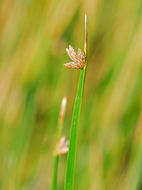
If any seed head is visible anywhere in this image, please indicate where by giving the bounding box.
[56,136,69,156]
[64,45,86,69]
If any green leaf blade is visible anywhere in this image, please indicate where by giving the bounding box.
[65,68,86,190]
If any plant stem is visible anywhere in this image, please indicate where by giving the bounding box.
[64,14,88,190]
[51,156,59,190]
[51,97,67,190]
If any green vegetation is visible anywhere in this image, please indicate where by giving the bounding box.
[51,156,59,190]
[51,97,68,190]
[0,0,142,190]
[64,14,87,190]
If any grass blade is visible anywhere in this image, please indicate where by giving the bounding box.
[51,156,59,190]
[51,97,67,190]
[64,14,88,190]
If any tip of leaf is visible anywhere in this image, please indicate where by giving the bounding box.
[62,96,67,108]
[85,13,87,25]
[59,96,67,121]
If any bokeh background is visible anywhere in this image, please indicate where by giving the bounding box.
[1,0,142,189]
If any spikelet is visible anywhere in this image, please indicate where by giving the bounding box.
[64,45,86,69]
[56,136,69,156]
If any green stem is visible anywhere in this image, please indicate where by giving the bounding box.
[64,13,88,190]
[51,97,67,190]
[51,120,63,190]
[51,156,59,190]
[64,68,86,190]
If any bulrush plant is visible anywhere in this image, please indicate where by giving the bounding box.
[51,97,69,190]
[64,14,88,190]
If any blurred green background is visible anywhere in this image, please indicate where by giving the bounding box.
[1,0,142,189]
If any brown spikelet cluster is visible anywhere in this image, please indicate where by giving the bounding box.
[64,45,86,69]
[56,136,69,156]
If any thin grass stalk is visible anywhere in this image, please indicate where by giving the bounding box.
[64,14,88,190]
[51,97,67,190]
[51,156,59,190]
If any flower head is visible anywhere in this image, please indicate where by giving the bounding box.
[56,136,69,156]
[64,45,86,69]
